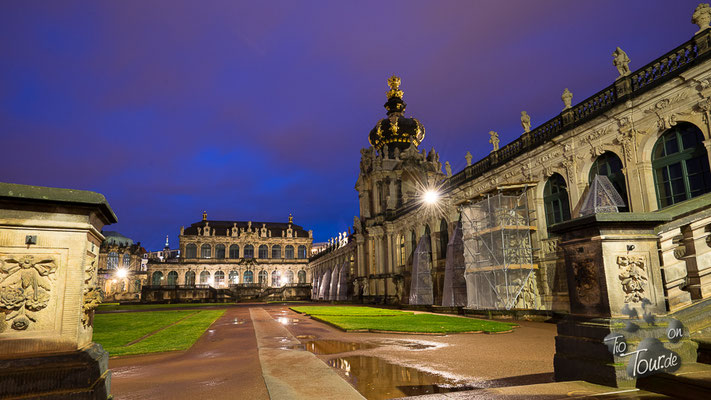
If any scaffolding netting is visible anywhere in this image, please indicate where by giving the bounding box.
[336,261,349,300]
[318,270,331,300]
[328,267,339,300]
[580,174,626,216]
[442,220,467,307]
[461,190,541,310]
[409,235,434,305]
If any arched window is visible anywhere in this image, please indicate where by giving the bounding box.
[167,271,178,286]
[122,253,131,267]
[244,244,254,259]
[271,245,281,259]
[399,234,406,266]
[272,270,280,286]
[243,270,254,284]
[297,245,307,259]
[214,270,225,286]
[199,270,210,284]
[229,270,239,284]
[590,151,628,211]
[185,271,195,286]
[107,252,119,270]
[215,244,226,259]
[185,244,197,259]
[201,244,212,259]
[298,270,306,284]
[653,122,711,208]
[151,271,163,286]
[229,244,239,259]
[439,219,449,259]
[544,173,571,227]
[285,245,294,259]
[258,270,267,286]
[285,270,294,285]
[258,245,268,258]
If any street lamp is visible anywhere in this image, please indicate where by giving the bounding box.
[116,268,128,279]
[423,189,440,205]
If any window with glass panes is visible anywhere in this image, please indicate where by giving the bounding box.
[544,173,571,227]
[589,151,628,211]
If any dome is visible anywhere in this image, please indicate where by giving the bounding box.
[102,231,134,247]
[368,76,425,154]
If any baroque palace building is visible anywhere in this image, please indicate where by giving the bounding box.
[311,8,711,313]
[97,231,148,301]
[146,212,313,288]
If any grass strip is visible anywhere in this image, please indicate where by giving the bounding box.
[97,302,231,312]
[313,314,516,333]
[103,310,225,357]
[93,310,197,349]
[290,306,413,316]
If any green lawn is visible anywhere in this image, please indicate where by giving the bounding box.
[93,309,225,357]
[97,302,230,312]
[313,314,516,333]
[290,306,414,316]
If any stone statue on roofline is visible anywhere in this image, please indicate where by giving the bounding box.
[445,161,452,177]
[489,131,500,152]
[693,3,711,33]
[612,47,631,78]
[521,111,531,133]
[465,151,472,166]
[562,88,573,110]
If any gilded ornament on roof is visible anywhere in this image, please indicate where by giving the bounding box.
[390,117,399,134]
[386,75,404,99]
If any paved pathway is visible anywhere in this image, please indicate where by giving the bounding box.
[109,307,269,400]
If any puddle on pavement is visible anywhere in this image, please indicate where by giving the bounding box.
[327,356,475,400]
[298,340,376,355]
[276,317,300,325]
[375,339,439,351]
[296,335,316,340]
[232,318,245,325]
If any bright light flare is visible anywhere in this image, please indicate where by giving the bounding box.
[116,268,128,279]
[423,190,440,205]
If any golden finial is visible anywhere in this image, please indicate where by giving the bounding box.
[386,75,404,99]
[202,210,207,221]
[288,213,293,223]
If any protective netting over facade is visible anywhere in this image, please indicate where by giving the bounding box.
[442,220,467,307]
[461,191,541,310]
[318,270,331,299]
[335,261,349,300]
[580,175,626,216]
[409,235,434,305]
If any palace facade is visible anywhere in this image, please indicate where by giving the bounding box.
[312,10,711,314]
[146,213,313,288]
[97,231,148,301]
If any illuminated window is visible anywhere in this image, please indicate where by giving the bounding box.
[244,244,254,259]
[201,244,211,259]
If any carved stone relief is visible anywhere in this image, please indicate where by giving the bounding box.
[82,259,102,328]
[617,255,648,303]
[0,255,57,332]
[572,259,600,306]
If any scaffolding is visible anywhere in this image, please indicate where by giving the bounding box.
[460,188,541,310]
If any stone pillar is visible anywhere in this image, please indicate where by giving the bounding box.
[355,235,365,277]
[385,233,393,274]
[0,183,117,399]
[550,213,696,388]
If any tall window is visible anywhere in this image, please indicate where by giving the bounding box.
[285,245,294,259]
[229,244,239,259]
[439,219,449,259]
[167,271,178,286]
[243,270,253,284]
[122,253,131,267]
[215,244,226,259]
[258,245,268,258]
[297,270,306,284]
[271,245,281,259]
[271,270,280,286]
[107,252,119,270]
[229,270,239,284]
[214,270,225,286]
[185,244,197,259]
[151,271,163,286]
[185,271,195,286]
[244,244,254,258]
[653,122,711,208]
[399,234,405,266]
[201,244,211,259]
[285,270,294,285]
[297,245,307,259]
[590,151,628,211]
[199,270,210,284]
[258,270,267,286]
[544,173,571,227]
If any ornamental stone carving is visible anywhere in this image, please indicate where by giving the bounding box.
[465,151,472,166]
[645,93,687,131]
[0,255,57,332]
[489,131,500,152]
[572,259,600,306]
[82,260,102,327]
[562,88,573,110]
[693,3,711,33]
[617,255,648,303]
[521,111,531,133]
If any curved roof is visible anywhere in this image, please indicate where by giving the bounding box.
[102,231,134,247]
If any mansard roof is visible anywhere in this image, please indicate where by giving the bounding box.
[183,220,310,238]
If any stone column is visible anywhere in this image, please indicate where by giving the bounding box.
[0,183,117,398]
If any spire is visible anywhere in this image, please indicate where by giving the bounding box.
[288,213,293,224]
[164,235,169,248]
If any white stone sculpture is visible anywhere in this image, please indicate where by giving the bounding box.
[521,111,531,133]
[612,47,631,78]
[465,151,472,166]
[489,131,500,152]
[562,88,573,110]
[693,3,711,32]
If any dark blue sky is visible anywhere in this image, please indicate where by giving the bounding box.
[0,1,702,250]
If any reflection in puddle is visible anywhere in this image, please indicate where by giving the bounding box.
[327,356,475,400]
[300,340,375,355]
[296,335,316,340]
[232,318,245,325]
[277,317,300,325]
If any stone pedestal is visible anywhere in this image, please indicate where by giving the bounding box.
[0,183,117,398]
